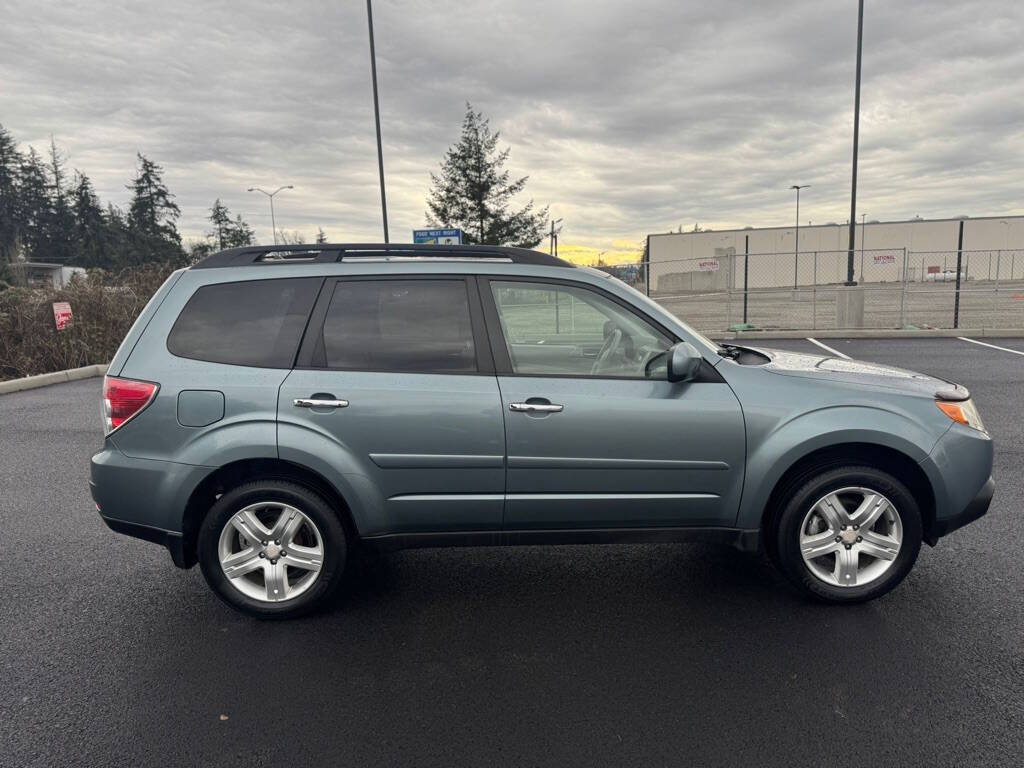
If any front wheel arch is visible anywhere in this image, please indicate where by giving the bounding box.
[760,442,936,564]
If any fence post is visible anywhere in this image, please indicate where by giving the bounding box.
[812,251,818,329]
[899,247,907,329]
[995,249,1001,290]
[953,220,964,329]
[742,235,749,324]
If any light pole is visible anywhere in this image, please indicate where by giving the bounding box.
[247,185,293,245]
[790,184,809,288]
[366,0,389,242]
[846,0,865,285]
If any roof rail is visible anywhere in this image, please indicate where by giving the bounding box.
[191,243,573,269]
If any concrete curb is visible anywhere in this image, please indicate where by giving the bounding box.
[0,364,108,395]
[720,328,1024,340]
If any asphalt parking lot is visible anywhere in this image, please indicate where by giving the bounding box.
[2,337,1022,767]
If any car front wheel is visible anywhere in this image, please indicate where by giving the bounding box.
[773,466,922,603]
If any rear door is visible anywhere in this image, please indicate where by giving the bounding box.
[278,275,506,536]
[480,276,746,530]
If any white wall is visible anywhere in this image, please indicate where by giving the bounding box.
[647,216,1024,291]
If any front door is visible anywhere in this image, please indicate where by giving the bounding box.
[480,277,745,530]
[279,276,505,535]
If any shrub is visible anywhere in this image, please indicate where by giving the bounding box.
[0,265,176,381]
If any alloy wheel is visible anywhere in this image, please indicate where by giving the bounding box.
[799,486,903,588]
[217,502,324,602]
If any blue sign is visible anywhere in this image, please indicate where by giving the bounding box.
[413,228,463,245]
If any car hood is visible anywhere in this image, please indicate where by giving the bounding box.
[743,346,969,399]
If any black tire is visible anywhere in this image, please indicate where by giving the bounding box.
[772,465,922,604]
[198,480,347,619]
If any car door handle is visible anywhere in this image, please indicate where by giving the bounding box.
[509,402,563,413]
[293,398,349,409]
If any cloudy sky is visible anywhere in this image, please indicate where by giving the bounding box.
[3,0,1022,263]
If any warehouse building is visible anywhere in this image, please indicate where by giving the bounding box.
[646,215,1024,292]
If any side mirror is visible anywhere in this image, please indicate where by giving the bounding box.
[667,342,703,383]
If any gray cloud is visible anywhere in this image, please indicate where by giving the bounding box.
[2,0,1022,258]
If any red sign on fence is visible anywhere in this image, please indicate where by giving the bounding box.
[873,253,896,265]
[52,302,73,331]
[698,259,720,272]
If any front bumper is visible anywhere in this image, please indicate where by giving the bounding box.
[928,475,994,543]
[921,422,994,545]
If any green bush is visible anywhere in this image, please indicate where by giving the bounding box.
[0,265,176,381]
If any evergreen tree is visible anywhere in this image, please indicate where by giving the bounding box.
[206,199,254,251]
[425,104,549,248]
[228,214,255,248]
[208,198,231,250]
[0,124,21,263]
[104,203,132,268]
[315,227,327,244]
[70,171,109,268]
[17,148,51,259]
[126,153,183,264]
[45,136,75,263]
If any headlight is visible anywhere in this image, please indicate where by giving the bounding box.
[936,398,986,433]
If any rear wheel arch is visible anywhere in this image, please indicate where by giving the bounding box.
[760,442,937,561]
[180,458,359,568]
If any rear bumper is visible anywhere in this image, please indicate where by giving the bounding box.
[928,475,994,543]
[90,445,210,568]
[97,513,192,568]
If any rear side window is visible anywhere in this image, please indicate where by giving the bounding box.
[319,279,476,372]
[167,278,321,367]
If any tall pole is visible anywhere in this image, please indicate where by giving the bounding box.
[248,185,293,246]
[846,0,864,285]
[269,196,278,245]
[791,184,809,288]
[366,0,389,243]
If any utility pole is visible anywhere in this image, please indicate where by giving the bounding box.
[366,0,389,242]
[846,0,864,285]
[247,185,293,245]
[791,184,809,289]
[549,217,563,257]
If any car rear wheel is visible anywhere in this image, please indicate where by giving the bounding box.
[198,480,346,619]
[773,466,922,603]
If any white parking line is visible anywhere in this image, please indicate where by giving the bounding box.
[956,337,1024,357]
[806,337,852,359]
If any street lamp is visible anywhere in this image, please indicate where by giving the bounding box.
[790,184,810,288]
[366,0,389,243]
[846,0,865,285]
[247,185,293,245]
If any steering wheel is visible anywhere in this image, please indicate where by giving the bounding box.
[591,327,624,375]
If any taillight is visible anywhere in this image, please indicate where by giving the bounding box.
[102,376,159,435]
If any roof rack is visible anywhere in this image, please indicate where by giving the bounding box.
[191,243,573,269]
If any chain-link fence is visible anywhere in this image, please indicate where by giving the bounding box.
[595,248,1024,333]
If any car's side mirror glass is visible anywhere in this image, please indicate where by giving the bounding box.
[667,342,703,383]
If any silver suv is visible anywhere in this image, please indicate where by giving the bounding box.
[90,244,994,618]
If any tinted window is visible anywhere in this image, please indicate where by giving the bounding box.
[490,280,672,378]
[168,278,320,367]
[321,279,476,372]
